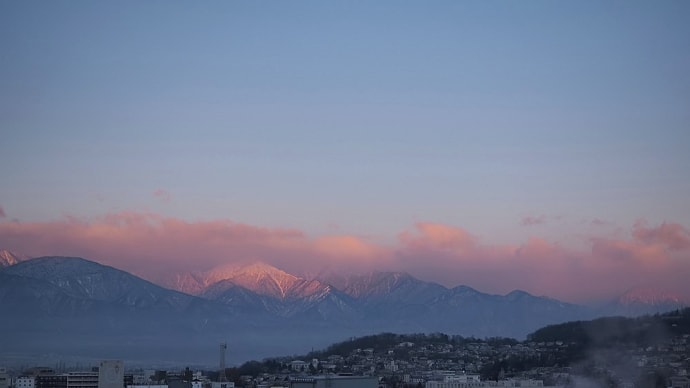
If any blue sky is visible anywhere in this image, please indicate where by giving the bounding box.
[1,2,690,298]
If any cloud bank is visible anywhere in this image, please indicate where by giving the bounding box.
[1,212,688,303]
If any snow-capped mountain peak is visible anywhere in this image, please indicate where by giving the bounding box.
[204,261,301,299]
[0,249,23,267]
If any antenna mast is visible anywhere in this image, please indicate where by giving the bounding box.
[219,342,228,382]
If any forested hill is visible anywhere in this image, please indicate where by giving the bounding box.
[304,332,518,360]
[299,308,690,359]
[527,307,690,346]
[225,308,690,382]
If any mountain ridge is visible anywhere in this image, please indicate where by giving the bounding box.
[1,254,686,365]
[152,260,600,337]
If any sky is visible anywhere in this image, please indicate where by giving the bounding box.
[1,1,689,303]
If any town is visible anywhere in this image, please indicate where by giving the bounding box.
[3,316,690,388]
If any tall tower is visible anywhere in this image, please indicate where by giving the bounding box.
[219,343,227,382]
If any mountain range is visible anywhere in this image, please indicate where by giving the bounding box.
[0,251,686,366]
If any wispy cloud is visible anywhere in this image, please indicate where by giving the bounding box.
[1,212,688,302]
[521,215,547,226]
[399,222,476,252]
[153,189,172,203]
[590,218,612,227]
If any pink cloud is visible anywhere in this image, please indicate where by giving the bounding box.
[591,238,668,266]
[399,222,476,252]
[1,213,688,302]
[153,189,171,203]
[313,235,387,259]
[521,215,546,226]
[0,206,5,218]
[395,220,690,301]
[515,237,560,260]
[632,220,690,251]
[0,212,385,280]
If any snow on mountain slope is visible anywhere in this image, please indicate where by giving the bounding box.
[195,262,359,319]
[3,256,206,311]
[158,271,207,295]
[205,262,302,299]
[164,261,338,302]
[3,257,624,339]
[0,249,23,267]
[335,271,448,304]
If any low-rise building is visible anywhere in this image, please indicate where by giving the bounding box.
[98,361,124,388]
[291,376,378,388]
[67,372,98,388]
[210,382,234,388]
[17,377,36,388]
[36,374,67,388]
[290,362,309,372]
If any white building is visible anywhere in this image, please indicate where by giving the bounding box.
[68,372,99,388]
[210,382,235,388]
[16,377,36,388]
[98,361,124,388]
[290,361,309,371]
